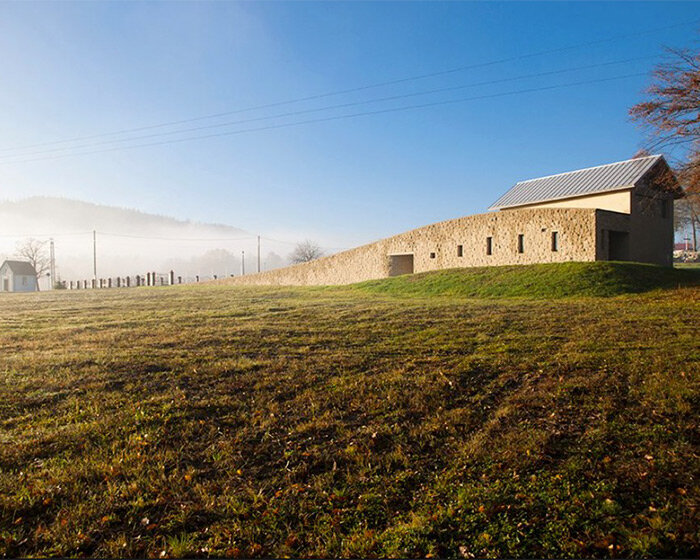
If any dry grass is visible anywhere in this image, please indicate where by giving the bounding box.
[0,277,698,558]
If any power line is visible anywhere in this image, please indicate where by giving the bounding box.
[99,232,347,253]
[0,72,648,165]
[260,236,348,252]
[0,230,255,242]
[0,230,349,255]
[0,17,694,155]
[98,231,256,242]
[0,231,93,238]
[0,55,657,160]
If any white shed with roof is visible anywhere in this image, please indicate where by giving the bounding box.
[0,260,38,292]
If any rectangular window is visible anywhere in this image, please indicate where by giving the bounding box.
[457,245,463,257]
[486,237,492,255]
[430,252,436,259]
[518,234,524,254]
[551,231,559,252]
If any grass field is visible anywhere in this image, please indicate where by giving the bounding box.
[675,262,700,270]
[0,263,698,558]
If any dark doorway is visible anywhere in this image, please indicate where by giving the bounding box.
[609,230,630,261]
[389,254,414,277]
[2,278,8,292]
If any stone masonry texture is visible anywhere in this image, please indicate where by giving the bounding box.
[226,208,603,286]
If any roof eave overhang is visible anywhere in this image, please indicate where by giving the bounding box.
[488,185,635,211]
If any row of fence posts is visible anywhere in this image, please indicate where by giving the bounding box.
[65,270,202,290]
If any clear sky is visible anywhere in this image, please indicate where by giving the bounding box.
[0,1,698,249]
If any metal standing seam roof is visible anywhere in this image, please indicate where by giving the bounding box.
[1,260,37,276]
[489,155,664,210]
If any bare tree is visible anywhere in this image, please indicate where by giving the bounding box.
[675,192,700,251]
[16,238,50,291]
[629,48,700,154]
[289,240,323,264]
[630,46,700,248]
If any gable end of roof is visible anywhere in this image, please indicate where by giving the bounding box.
[1,260,38,276]
[489,155,669,210]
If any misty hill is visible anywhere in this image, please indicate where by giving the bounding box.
[0,197,287,281]
[0,196,249,238]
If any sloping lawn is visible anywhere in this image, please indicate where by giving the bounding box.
[0,273,698,557]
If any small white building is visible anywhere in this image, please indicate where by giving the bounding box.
[0,260,38,292]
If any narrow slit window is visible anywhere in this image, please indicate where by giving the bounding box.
[518,234,524,254]
[430,252,436,259]
[486,237,493,255]
[551,231,559,252]
[457,245,463,257]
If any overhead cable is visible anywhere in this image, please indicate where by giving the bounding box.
[0,72,648,165]
[0,17,694,154]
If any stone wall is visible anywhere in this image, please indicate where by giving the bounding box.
[225,207,600,286]
[595,209,631,261]
[629,182,675,266]
[589,187,674,266]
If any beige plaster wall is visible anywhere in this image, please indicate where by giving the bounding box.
[506,189,632,214]
[225,208,599,286]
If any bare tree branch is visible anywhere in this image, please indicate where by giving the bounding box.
[630,43,700,250]
[630,47,700,150]
[16,238,50,291]
[289,240,324,264]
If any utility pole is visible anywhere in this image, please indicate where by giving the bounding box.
[93,230,97,282]
[241,250,245,275]
[257,235,261,273]
[49,238,55,290]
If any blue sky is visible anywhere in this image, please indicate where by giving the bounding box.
[0,1,698,249]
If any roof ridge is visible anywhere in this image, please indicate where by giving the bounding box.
[515,154,662,185]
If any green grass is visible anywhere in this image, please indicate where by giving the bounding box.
[0,264,698,558]
[675,262,700,270]
[352,261,700,299]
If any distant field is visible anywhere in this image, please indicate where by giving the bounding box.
[0,263,698,558]
[675,262,700,270]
